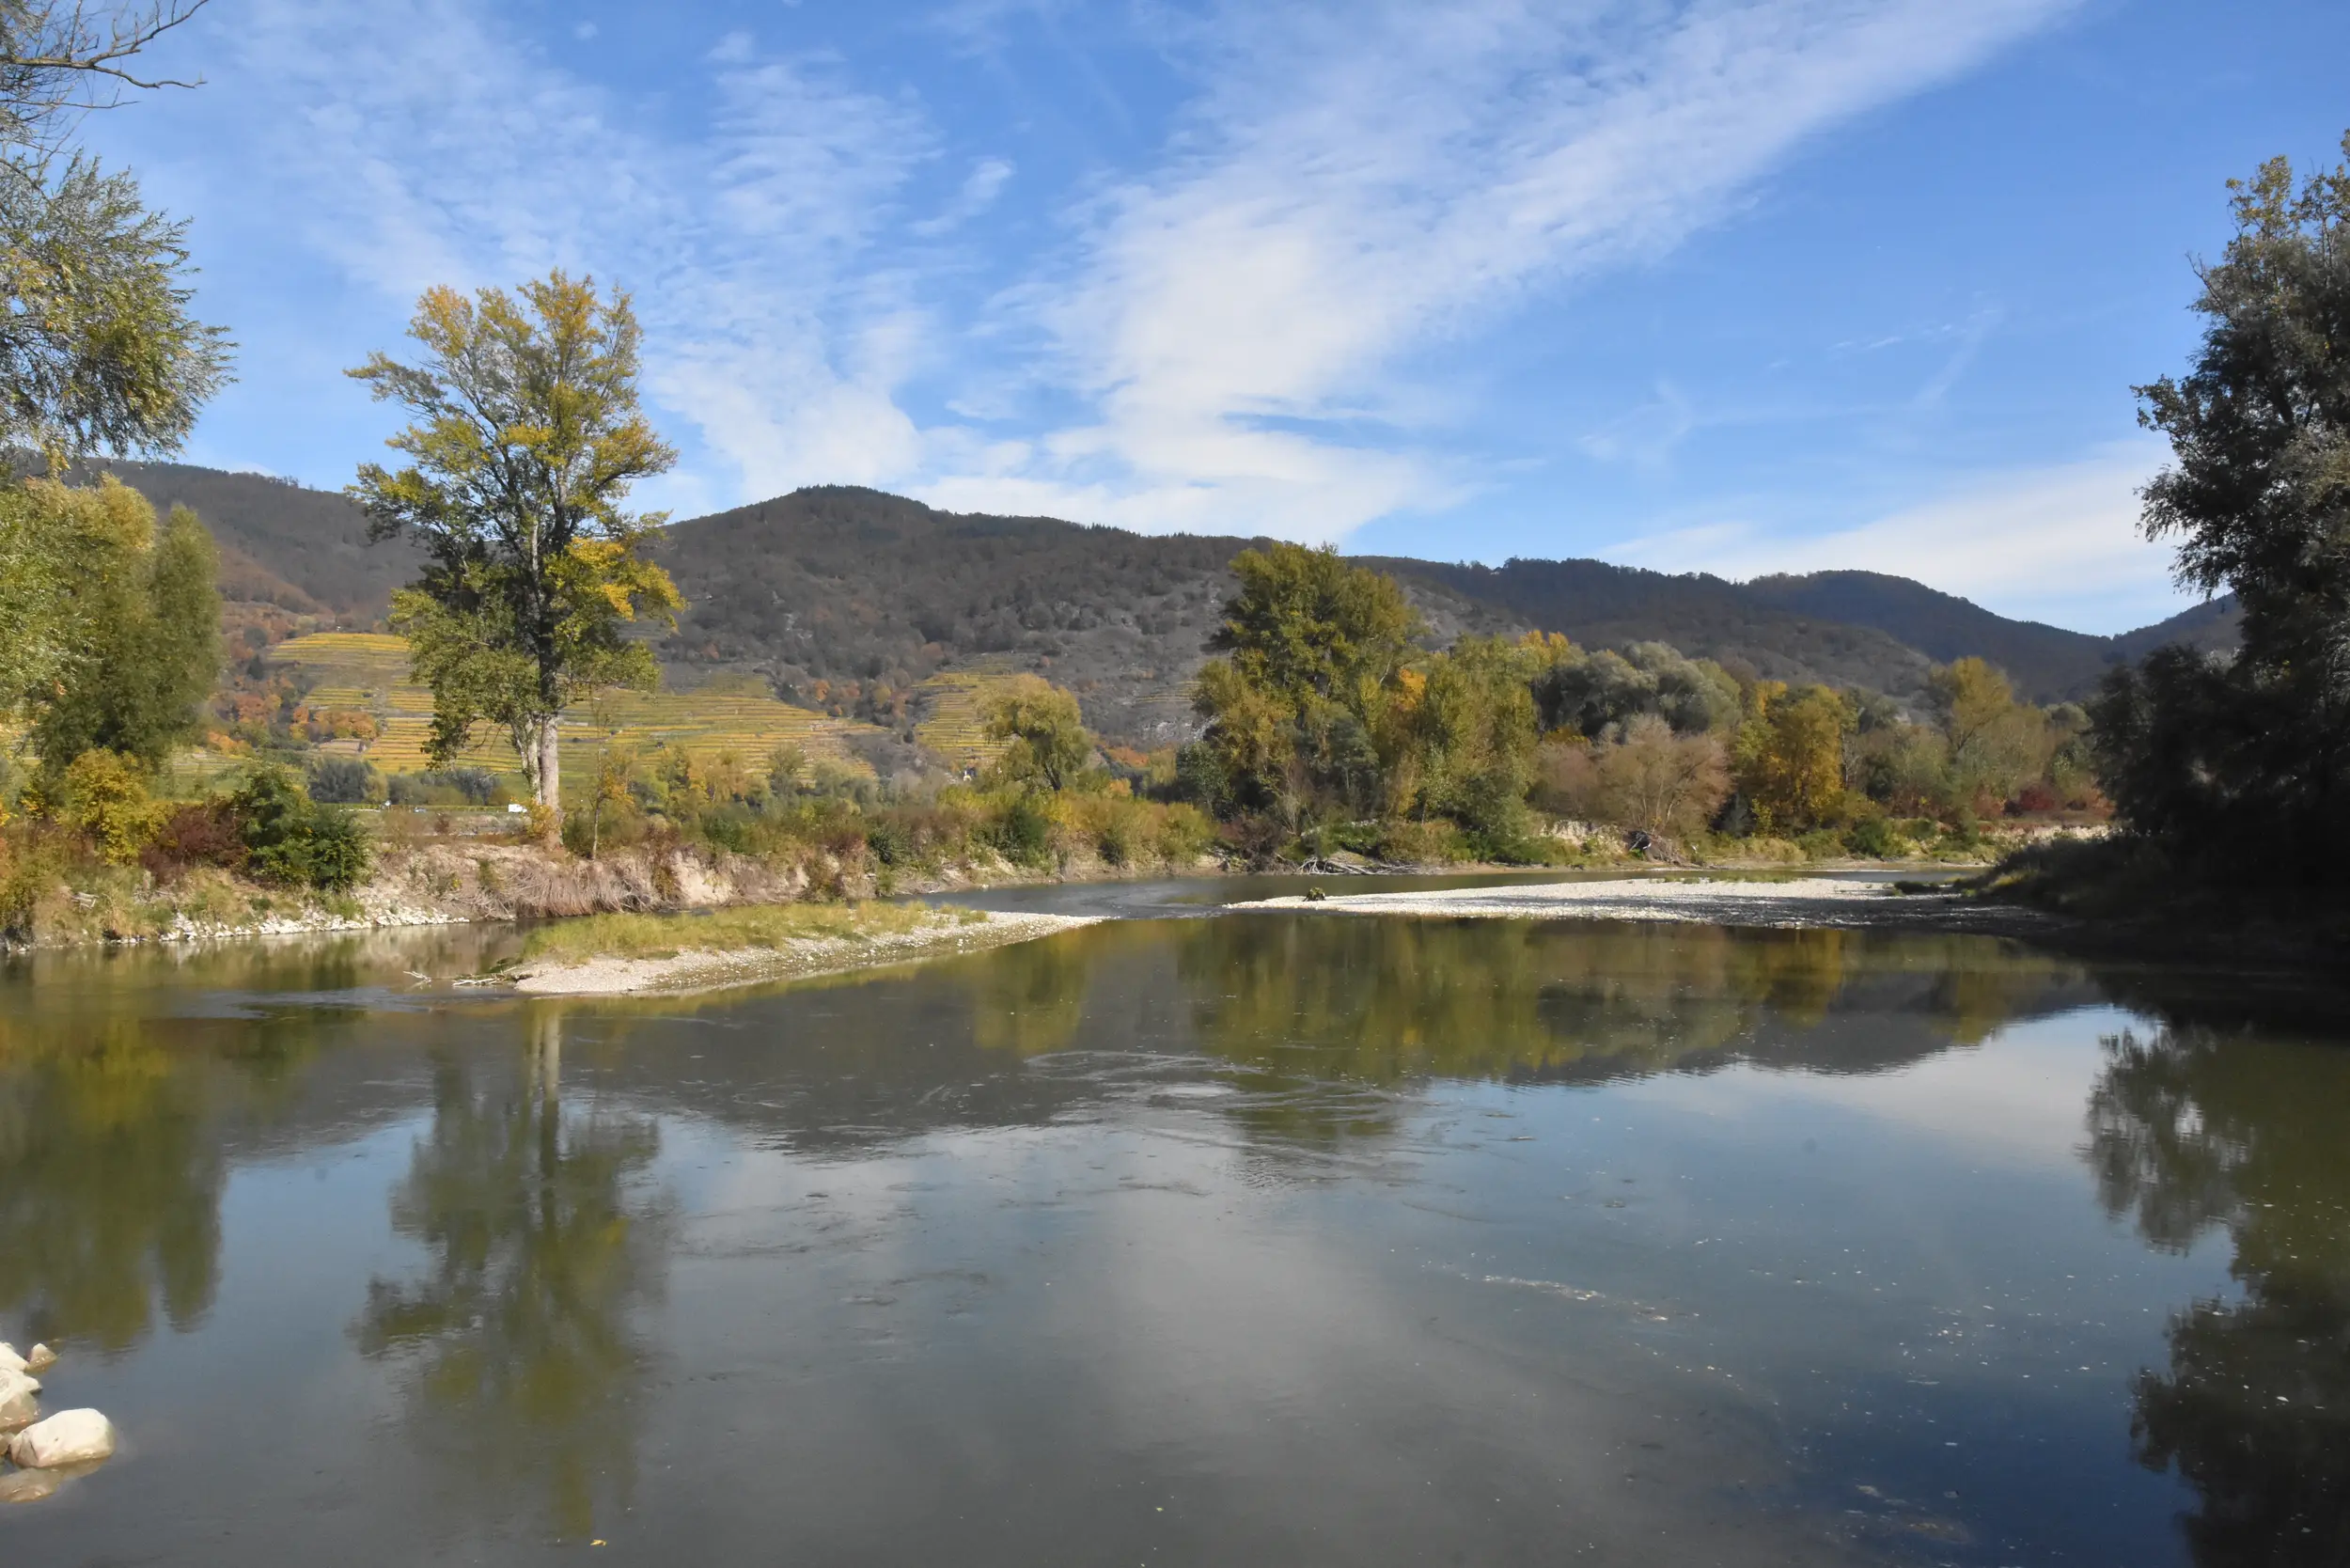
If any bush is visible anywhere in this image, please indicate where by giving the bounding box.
[230,766,373,890]
[58,750,164,865]
[1796,828,1844,860]
[979,794,1054,868]
[1843,811,1898,859]
[143,799,247,876]
[388,766,500,807]
[308,756,385,804]
[1375,818,1465,866]
[863,815,916,867]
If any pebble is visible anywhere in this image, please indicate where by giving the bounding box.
[24,1344,55,1374]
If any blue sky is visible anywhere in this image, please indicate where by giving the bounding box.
[79,0,2350,634]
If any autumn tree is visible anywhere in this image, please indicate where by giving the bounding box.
[350,274,682,828]
[1733,682,1850,833]
[1192,542,1420,817]
[1399,635,1540,837]
[7,475,217,772]
[1929,656,2045,807]
[982,676,1098,793]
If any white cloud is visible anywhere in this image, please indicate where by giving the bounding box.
[184,0,939,504]
[955,0,2083,538]
[1606,440,2185,630]
[101,0,2085,541]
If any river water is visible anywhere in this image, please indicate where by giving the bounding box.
[1,896,2343,1564]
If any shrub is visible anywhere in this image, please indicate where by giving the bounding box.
[143,799,247,876]
[1375,818,1465,866]
[388,767,500,807]
[863,815,916,867]
[308,756,384,804]
[979,794,1054,867]
[230,766,373,890]
[58,750,164,865]
[1843,811,1898,859]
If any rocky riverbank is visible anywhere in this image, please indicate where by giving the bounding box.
[506,904,1100,996]
[1239,874,2056,936]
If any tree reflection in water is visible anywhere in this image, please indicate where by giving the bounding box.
[1170,917,2080,1143]
[2086,1025,2350,1567]
[356,1008,670,1543]
[0,1018,223,1350]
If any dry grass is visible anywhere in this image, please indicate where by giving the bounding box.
[520,900,983,964]
[265,635,893,790]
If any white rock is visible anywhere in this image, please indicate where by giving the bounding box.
[0,1369,37,1433]
[24,1344,55,1374]
[0,1467,60,1504]
[0,1343,23,1375]
[7,1408,116,1468]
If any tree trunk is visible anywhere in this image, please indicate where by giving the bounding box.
[536,718,562,845]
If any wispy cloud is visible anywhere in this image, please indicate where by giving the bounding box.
[157,0,940,508]
[1606,440,2181,631]
[942,0,2082,537]
[105,0,2083,547]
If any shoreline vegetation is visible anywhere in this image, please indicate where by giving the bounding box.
[0,811,2082,954]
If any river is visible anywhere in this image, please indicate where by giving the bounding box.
[2,888,2342,1563]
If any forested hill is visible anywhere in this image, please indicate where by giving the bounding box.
[101,463,2235,741]
[92,459,422,619]
[649,487,1525,744]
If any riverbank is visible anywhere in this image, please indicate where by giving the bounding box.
[8,824,2010,951]
[507,902,1099,996]
[1241,873,2055,936]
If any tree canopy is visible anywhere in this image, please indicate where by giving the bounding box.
[2101,133,2350,878]
[349,273,682,821]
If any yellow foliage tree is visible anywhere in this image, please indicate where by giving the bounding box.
[1734,682,1850,833]
[348,273,682,834]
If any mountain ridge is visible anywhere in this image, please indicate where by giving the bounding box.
[90,463,2233,743]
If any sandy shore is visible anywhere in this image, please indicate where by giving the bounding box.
[511,911,1101,996]
[1238,875,2043,933]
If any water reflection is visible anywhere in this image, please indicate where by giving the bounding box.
[1163,917,2095,1143]
[355,1010,670,1543]
[2087,1024,2350,1566]
[0,1019,223,1350]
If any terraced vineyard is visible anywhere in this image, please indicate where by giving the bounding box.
[267,633,886,794]
[908,670,1020,774]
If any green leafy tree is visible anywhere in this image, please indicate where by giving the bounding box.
[1400,635,1540,837]
[1929,656,2046,807]
[23,478,219,772]
[0,471,144,716]
[1194,543,1421,816]
[0,3,229,468]
[2107,135,2350,877]
[1210,541,1420,712]
[982,675,1098,793]
[349,274,682,834]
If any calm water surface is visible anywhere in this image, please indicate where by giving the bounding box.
[1,905,2343,1565]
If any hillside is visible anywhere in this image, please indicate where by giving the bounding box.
[127,464,2243,745]
[87,459,424,621]
[1377,557,1943,704]
[652,486,1526,745]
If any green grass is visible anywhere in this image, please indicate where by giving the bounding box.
[520,900,987,965]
